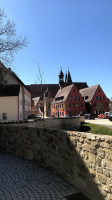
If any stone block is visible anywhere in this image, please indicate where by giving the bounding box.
[107,178,112,187]
[96,173,107,185]
[100,142,110,149]
[107,194,112,200]
[96,158,102,167]
[96,167,103,174]
[102,159,112,169]
[97,149,105,158]
[87,134,96,141]
[82,144,90,152]
[103,169,110,177]
[102,184,111,192]
[105,150,112,161]
[89,146,97,155]
[88,153,96,164]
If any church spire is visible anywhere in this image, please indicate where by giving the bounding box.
[58,67,64,87]
[67,68,72,83]
[65,71,67,82]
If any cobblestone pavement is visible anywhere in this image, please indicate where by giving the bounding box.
[0,154,78,200]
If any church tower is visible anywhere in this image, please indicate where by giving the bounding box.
[58,68,64,88]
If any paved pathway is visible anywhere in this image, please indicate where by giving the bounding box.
[0,154,79,200]
[85,118,112,129]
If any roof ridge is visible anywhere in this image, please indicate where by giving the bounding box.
[80,84,98,91]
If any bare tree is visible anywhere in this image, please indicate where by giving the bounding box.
[0,8,28,64]
[35,62,44,87]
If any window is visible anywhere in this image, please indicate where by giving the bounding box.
[69,111,71,116]
[74,96,76,101]
[69,103,71,107]
[70,96,72,101]
[95,96,97,100]
[99,89,100,92]
[78,96,80,101]
[74,89,75,92]
[94,103,96,107]
[103,96,105,100]
[76,103,79,107]
[85,96,88,100]
[99,96,101,100]
[3,113,7,120]
[62,104,63,108]
[60,104,61,108]
[72,103,75,107]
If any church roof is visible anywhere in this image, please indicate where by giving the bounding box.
[26,84,60,99]
[26,82,88,100]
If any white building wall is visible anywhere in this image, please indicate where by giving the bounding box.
[0,62,31,120]
[24,87,31,119]
[18,86,24,120]
[0,96,18,121]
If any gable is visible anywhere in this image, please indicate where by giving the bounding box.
[52,84,74,104]
[0,62,30,94]
[91,85,109,103]
[66,84,85,103]
[79,85,98,102]
[0,62,18,85]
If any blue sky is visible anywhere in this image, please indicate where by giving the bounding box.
[0,0,112,98]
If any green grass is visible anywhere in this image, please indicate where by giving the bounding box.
[78,123,112,135]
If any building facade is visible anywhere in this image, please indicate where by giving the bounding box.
[0,62,31,121]
[80,84,109,115]
[51,84,85,118]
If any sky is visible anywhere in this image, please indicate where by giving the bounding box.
[0,0,112,98]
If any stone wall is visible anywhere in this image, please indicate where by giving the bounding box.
[0,125,112,200]
[11,116,84,130]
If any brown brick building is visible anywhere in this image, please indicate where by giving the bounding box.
[51,84,85,117]
[80,84,109,115]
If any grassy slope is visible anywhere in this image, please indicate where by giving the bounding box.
[78,123,112,135]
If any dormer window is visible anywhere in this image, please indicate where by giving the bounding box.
[55,96,64,102]
[85,96,88,100]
